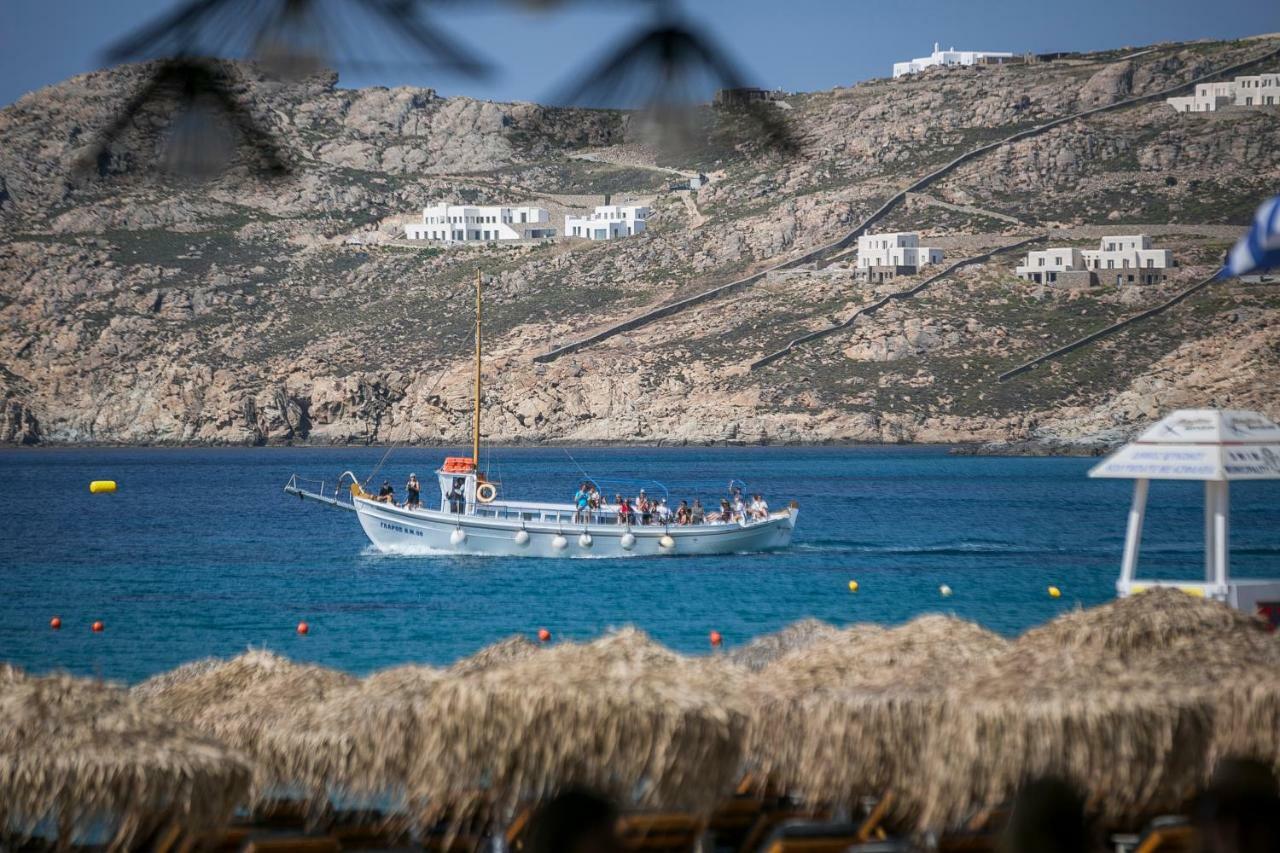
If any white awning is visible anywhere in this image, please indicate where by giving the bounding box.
[1089,409,1280,481]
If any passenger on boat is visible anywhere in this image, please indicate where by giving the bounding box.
[447,478,466,514]
[636,490,651,525]
[706,499,730,523]
[406,474,421,509]
[377,480,395,503]
[655,498,672,525]
[615,494,633,525]
[675,500,691,525]
[690,499,705,525]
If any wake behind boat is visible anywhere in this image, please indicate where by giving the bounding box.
[284,270,799,557]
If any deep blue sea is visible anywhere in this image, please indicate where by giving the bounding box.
[2,446,1278,683]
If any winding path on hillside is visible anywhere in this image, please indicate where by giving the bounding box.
[996,272,1220,382]
[532,42,1280,365]
[749,234,1046,370]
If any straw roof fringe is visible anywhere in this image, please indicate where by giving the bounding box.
[743,615,1008,821]
[0,674,251,848]
[403,628,747,819]
[134,650,357,807]
[723,618,843,672]
[1016,587,1271,659]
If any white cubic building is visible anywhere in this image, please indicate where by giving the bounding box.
[1082,235,1174,285]
[855,232,943,282]
[1167,72,1280,112]
[1016,247,1090,286]
[404,204,553,243]
[1234,73,1280,106]
[565,204,649,240]
[1167,80,1240,113]
[893,42,1014,78]
[1016,235,1174,287]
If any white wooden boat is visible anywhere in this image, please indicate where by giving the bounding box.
[285,271,799,557]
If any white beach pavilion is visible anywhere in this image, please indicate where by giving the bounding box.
[1089,409,1280,617]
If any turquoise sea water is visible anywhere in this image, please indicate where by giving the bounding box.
[2,445,1278,683]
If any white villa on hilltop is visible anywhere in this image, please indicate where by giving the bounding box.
[404,203,553,243]
[893,43,1015,77]
[1016,235,1175,286]
[565,204,650,240]
[1166,72,1280,112]
[855,232,943,282]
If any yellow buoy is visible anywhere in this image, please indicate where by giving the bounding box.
[1048,586,1062,599]
[89,481,117,494]
[848,580,859,592]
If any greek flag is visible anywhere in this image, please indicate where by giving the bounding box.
[1221,194,1280,278]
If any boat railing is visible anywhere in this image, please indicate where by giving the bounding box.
[283,473,358,512]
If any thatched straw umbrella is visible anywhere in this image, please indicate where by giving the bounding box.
[723,618,843,672]
[742,616,1008,820]
[0,674,251,848]
[916,590,1280,831]
[204,636,541,812]
[134,649,357,805]
[397,627,747,820]
[920,646,1215,831]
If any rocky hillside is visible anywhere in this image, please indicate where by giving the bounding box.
[2,37,1279,448]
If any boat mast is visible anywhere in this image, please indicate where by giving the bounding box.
[472,268,482,466]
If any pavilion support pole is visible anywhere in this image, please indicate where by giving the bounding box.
[1213,481,1230,589]
[1120,478,1149,590]
[1204,480,1217,583]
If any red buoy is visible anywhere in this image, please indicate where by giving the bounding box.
[50,616,62,630]
[537,628,552,643]
[91,621,104,633]
[296,621,309,635]
[709,630,723,648]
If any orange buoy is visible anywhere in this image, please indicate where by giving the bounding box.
[709,630,723,648]
[537,628,552,643]
[296,621,309,635]
[91,621,104,633]
[50,616,62,630]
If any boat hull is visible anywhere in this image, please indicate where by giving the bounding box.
[354,498,797,557]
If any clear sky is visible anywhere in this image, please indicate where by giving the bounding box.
[2,0,1279,107]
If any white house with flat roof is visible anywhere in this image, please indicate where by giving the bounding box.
[404,203,552,243]
[855,232,943,282]
[1167,72,1280,112]
[565,204,649,240]
[893,42,1014,78]
[1017,235,1174,286]
[1083,235,1174,284]
[1016,247,1089,285]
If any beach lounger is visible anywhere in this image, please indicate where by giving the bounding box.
[755,819,865,853]
[239,836,341,853]
[736,806,830,853]
[1132,816,1197,853]
[707,795,770,851]
[615,812,706,852]
[328,809,412,850]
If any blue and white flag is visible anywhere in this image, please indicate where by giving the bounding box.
[1221,194,1280,278]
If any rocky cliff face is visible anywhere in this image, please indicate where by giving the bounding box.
[2,39,1278,448]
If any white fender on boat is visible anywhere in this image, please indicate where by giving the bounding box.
[620,532,637,551]
[578,533,593,548]
[659,534,675,550]
[551,534,568,550]
[514,529,530,546]
[450,528,467,546]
